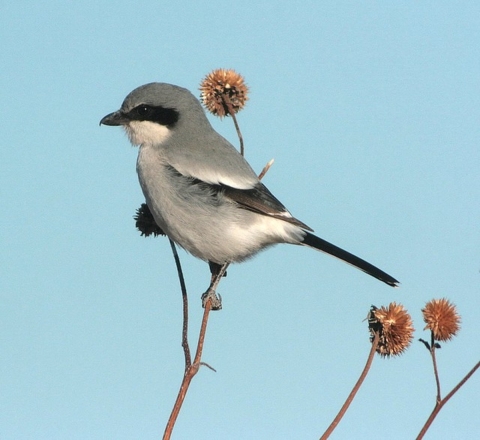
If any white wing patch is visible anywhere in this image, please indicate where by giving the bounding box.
[198,170,257,189]
[170,162,257,190]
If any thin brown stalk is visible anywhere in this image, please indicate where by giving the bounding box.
[163,298,215,440]
[430,332,441,404]
[416,360,480,440]
[163,258,227,440]
[320,332,380,439]
[222,98,244,156]
[168,239,191,367]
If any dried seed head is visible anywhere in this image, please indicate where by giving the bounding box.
[199,69,249,117]
[134,203,165,237]
[422,298,461,342]
[369,303,414,357]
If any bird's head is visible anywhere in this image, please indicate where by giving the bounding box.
[100,82,206,146]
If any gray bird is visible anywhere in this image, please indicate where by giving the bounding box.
[100,82,398,287]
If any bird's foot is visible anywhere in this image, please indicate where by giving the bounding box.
[201,289,222,310]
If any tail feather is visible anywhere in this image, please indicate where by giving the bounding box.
[302,232,399,287]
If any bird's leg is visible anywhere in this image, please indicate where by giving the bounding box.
[208,261,227,279]
[202,262,229,310]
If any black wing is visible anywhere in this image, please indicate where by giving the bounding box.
[222,182,313,231]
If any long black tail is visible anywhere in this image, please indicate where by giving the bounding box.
[302,232,399,287]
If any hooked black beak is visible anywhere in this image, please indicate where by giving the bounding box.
[99,110,129,126]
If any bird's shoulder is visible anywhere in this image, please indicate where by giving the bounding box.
[163,131,259,190]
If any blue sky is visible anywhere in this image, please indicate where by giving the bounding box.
[1,1,479,439]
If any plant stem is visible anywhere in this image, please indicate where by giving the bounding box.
[222,97,244,156]
[320,332,379,439]
[430,331,442,403]
[416,360,479,440]
[169,239,191,367]
[163,298,215,440]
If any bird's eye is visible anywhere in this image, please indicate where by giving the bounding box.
[137,105,150,116]
[129,105,155,121]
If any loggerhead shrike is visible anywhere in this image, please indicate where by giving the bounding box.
[100,82,398,287]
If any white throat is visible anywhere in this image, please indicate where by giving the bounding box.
[124,120,172,146]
